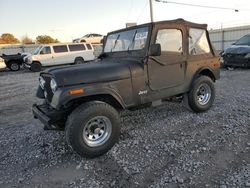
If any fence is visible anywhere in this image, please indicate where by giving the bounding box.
[209,25,250,51]
[0,44,103,58]
[3,26,250,55]
[0,44,40,55]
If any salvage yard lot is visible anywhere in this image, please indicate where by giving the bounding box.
[0,69,249,187]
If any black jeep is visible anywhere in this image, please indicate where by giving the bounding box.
[33,19,220,158]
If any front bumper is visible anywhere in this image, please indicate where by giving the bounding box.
[221,54,250,67]
[33,103,66,130]
[23,63,31,69]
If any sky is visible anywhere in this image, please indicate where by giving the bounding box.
[1,0,250,42]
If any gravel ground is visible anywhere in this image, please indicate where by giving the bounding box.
[0,68,249,188]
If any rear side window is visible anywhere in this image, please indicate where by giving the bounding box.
[68,44,86,51]
[86,44,92,50]
[53,45,68,53]
[156,29,183,53]
[189,28,210,55]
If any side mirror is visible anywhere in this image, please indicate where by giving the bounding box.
[232,42,236,45]
[40,50,44,55]
[149,44,161,56]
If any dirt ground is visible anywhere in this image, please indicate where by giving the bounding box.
[0,68,249,188]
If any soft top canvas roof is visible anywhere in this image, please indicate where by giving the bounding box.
[154,18,207,29]
[108,18,207,35]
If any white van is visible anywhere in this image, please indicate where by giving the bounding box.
[24,43,95,72]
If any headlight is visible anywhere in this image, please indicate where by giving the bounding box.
[50,78,57,93]
[39,76,45,89]
[24,56,32,64]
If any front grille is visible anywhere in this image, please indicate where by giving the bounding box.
[42,74,54,103]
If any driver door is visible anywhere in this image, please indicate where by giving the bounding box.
[148,27,186,90]
[38,46,53,66]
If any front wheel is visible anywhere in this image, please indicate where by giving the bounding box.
[65,102,120,158]
[186,76,215,113]
[30,62,42,72]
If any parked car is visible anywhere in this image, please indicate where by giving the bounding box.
[23,43,95,72]
[1,53,27,71]
[221,34,250,68]
[33,19,220,158]
[73,33,103,44]
[0,57,6,71]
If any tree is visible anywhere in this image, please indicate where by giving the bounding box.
[36,35,59,44]
[21,35,33,44]
[0,33,20,44]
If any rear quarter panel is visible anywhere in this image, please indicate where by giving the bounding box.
[184,55,220,90]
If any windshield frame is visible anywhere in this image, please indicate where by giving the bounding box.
[103,24,151,56]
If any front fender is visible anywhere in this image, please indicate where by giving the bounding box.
[50,84,126,110]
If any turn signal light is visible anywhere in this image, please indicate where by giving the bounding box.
[69,88,84,95]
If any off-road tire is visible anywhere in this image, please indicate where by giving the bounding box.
[30,62,42,72]
[65,101,120,158]
[187,76,215,113]
[8,61,20,71]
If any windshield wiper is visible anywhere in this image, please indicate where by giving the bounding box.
[127,30,137,52]
[111,34,120,52]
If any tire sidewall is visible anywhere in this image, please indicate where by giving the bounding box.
[188,76,215,112]
[66,102,120,157]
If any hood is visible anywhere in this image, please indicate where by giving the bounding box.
[43,58,143,87]
[224,45,250,54]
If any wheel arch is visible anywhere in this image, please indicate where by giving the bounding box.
[63,92,126,112]
[193,67,216,82]
[32,60,41,65]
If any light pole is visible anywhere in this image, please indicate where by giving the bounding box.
[149,0,154,22]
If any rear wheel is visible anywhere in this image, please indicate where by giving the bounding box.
[8,61,20,71]
[65,102,120,158]
[74,57,84,64]
[186,76,215,112]
[30,62,42,72]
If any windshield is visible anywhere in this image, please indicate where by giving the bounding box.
[104,26,149,53]
[235,35,250,45]
[33,46,43,55]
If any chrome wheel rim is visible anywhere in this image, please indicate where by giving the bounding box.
[196,83,211,105]
[83,116,112,147]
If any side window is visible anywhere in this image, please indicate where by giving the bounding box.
[156,29,182,53]
[53,45,68,53]
[86,44,92,50]
[68,44,86,51]
[189,28,210,55]
[40,46,51,55]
